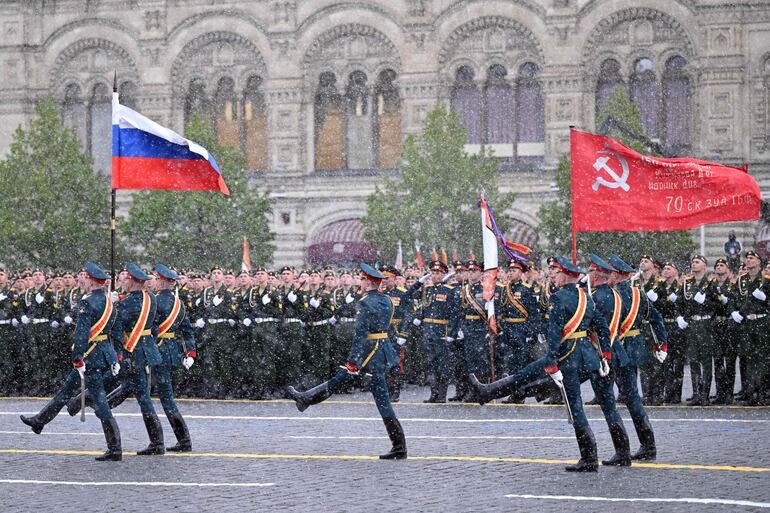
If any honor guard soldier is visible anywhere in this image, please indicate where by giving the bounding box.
[0,269,22,395]
[332,270,362,378]
[608,255,666,461]
[196,266,236,398]
[456,260,494,398]
[729,250,770,405]
[110,263,166,455]
[676,255,719,406]
[380,265,417,402]
[712,258,738,404]
[637,255,667,405]
[277,266,305,389]
[288,264,407,460]
[22,268,55,394]
[447,261,470,401]
[230,270,254,397]
[658,262,686,403]
[413,260,460,403]
[304,270,336,383]
[470,256,614,472]
[21,263,123,461]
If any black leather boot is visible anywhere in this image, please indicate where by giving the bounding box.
[287,382,331,412]
[468,373,518,406]
[66,390,92,417]
[95,417,122,461]
[379,417,407,460]
[137,414,165,455]
[601,421,632,466]
[630,416,657,461]
[20,398,62,434]
[106,384,131,410]
[165,411,192,452]
[565,425,598,472]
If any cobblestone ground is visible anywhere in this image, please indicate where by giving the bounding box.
[1,381,769,513]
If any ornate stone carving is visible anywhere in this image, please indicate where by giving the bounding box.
[438,16,544,67]
[144,10,163,32]
[304,24,398,65]
[271,1,296,26]
[50,38,138,92]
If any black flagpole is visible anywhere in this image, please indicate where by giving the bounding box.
[111,71,117,291]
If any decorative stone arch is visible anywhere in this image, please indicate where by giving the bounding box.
[49,38,139,95]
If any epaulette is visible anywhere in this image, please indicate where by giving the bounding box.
[397,286,407,292]
[444,284,454,289]
[521,282,532,288]
[46,288,53,292]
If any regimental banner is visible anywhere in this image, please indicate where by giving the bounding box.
[570,129,760,233]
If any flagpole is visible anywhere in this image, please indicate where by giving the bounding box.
[111,71,117,290]
[569,125,577,264]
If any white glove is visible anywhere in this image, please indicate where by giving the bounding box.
[21,315,30,324]
[195,297,201,306]
[693,291,706,304]
[50,320,60,329]
[731,311,743,324]
[668,292,678,302]
[261,294,271,305]
[227,319,236,327]
[110,291,119,302]
[212,295,223,306]
[537,334,546,345]
[396,337,407,346]
[145,366,151,374]
[0,293,6,301]
[457,330,464,340]
[441,271,456,283]
[35,293,45,304]
[676,316,688,329]
[418,273,431,284]
[287,291,297,303]
[646,289,658,302]
[329,316,337,325]
[11,318,19,327]
[75,363,86,379]
[111,362,121,376]
[182,357,194,370]
[548,369,564,384]
[599,358,610,377]
[195,318,205,329]
[64,315,73,324]
[242,318,252,327]
[345,293,354,304]
[309,297,320,309]
[654,350,667,363]
[752,289,767,301]
[445,336,454,343]
[412,318,422,326]
[720,295,728,305]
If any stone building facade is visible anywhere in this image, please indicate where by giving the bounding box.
[0,0,769,266]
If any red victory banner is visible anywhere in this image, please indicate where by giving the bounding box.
[570,128,760,239]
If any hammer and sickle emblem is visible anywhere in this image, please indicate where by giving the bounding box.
[592,150,630,192]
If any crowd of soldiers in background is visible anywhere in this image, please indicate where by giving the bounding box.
[1,250,769,407]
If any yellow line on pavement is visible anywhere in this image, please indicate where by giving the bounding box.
[1,449,767,473]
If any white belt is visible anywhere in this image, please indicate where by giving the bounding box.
[338,317,356,323]
[0,319,11,325]
[207,319,229,324]
[746,313,767,320]
[252,317,279,324]
[284,318,303,324]
[690,315,711,321]
[308,319,330,327]
[32,318,50,324]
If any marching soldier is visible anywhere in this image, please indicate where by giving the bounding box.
[729,250,770,405]
[332,270,361,378]
[0,269,22,395]
[20,263,122,461]
[638,255,667,405]
[381,265,418,402]
[659,262,686,404]
[470,256,613,472]
[447,261,469,401]
[676,255,719,406]
[712,258,737,404]
[456,260,494,397]
[195,266,236,398]
[229,270,254,397]
[287,264,407,460]
[276,266,305,390]
[22,268,55,395]
[303,270,336,384]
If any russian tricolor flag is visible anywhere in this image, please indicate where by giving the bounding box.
[111,93,229,195]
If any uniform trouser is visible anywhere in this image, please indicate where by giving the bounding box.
[405,326,426,385]
[276,322,304,389]
[119,360,158,417]
[50,367,114,421]
[584,370,626,430]
[26,325,50,394]
[207,324,236,397]
[154,363,180,415]
[463,323,491,383]
[639,322,665,405]
[448,337,468,398]
[305,325,332,383]
[327,370,397,419]
[685,319,716,402]
[333,321,356,377]
[740,317,770,401]
[251,322,279,397]
[0,326,22,395]
[662,321,686,403]
[501,324,530,377]
[615,363,651,440]
[713,319,738,401]
[421,324,450,400]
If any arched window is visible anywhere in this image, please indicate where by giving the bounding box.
[214,77,239,150]
[314,72,343,171]
[484,64,513,145]
[374,69,401,169]
[662,56,691,155]
[630,58,660,139]
[344,71,374,170]
[451,66,481,144]
[515,62,544,158]
[243,75,267,171]
[596,59,623,119]
[62,84,87,148]
[89,83,111,174]
[119,81,138,111]
[184,79,210,129]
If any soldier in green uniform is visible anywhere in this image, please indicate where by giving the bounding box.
[229,270,253,397]
[676,255,720,405]
[303,270,336,384]
[22,269,55,395]
[0,269,22,395]
[332,270,361,378]
[276,266,305,390]
[729,250,770,405]
[637,255,667,405]
[195,266,236,398]
[712,258,737,404]
[658,262,686,404]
